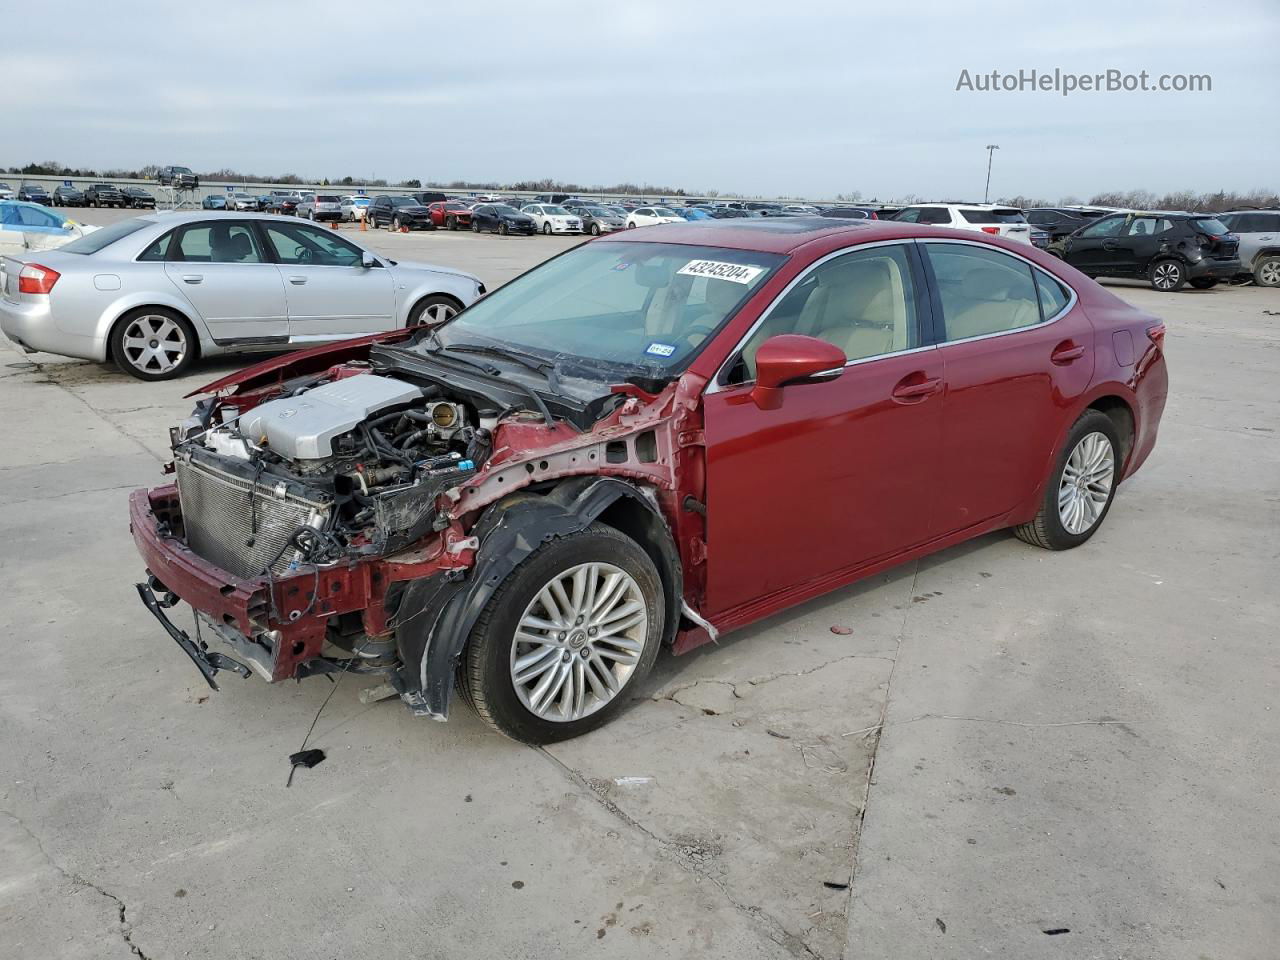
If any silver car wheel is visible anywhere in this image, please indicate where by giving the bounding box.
[423,302,456,324]
[1258,259,1280,286]
[1153,262,1181,290]
[1058,431,1114,535]
[509,562,647,723]
[121,314,188,375]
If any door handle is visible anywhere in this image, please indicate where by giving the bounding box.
[181,274,203,284]
[287,276,308,285]
[1100,240,1118,250]
[1051,342,1086,364]
[891,375,942,402]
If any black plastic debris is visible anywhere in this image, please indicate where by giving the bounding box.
[286,748,326,787]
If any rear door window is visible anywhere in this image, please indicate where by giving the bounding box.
[175,222,265,263]
[959,209,1026,224]
[926,243,1042,340]
[917,207,952,225]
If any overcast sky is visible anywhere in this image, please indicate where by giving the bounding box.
[7,0,1277,200]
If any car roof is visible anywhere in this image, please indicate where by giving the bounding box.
[594,216,905,253]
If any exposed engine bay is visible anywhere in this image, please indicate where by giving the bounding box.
[172,370,501,580]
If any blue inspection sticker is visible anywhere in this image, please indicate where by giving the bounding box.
[645,342,676,357]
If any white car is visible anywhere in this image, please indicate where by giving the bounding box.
[520,204,583,235]
[342,196,372,221]
[894,203,1033,244]
[781,204,820,215]
[0,183,14,200]
[0,200,99,256]
[625,207,686,229]
[225,192,258,211]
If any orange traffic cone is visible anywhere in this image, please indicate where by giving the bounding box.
[359,215,367,232]
[330,220,339,230]
[400,225,409,234]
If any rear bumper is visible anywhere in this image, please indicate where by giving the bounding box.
[1187,258,1241,280]
[311,211,342,221]
[0,294,99,360]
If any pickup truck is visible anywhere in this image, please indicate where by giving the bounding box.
[83,184,127,208]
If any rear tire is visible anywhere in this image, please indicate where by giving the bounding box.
[1149,259,1186,291]
[458,523,664,744]
[110,308,197,382]
[1254,255,1280,287]
[1014,410,1121,551]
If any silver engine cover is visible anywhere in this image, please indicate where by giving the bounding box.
[239,375,422,459]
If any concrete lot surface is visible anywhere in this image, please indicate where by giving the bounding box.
[1,210,1277,959]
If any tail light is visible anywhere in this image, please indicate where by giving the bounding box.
[870,212,878,219]
[18,263,60,295]
[981,226,1000,234]
[1146,323,1166,347]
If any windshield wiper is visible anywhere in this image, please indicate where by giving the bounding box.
[444,342,561,392]
[421,332,556,428]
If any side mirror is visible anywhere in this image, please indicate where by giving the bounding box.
[750,335,846,410]
[361,251,377,269]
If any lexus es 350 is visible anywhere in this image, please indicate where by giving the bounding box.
[0,212,483,380]
[128,217,1167,744]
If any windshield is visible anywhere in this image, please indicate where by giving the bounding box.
[544,205,571,215]
[585,207,611,216]
[58,218,150,254]
[492,205,519,215]
[388,197,414,206]
[652,208,677,216]
[1191,218,1229,236]
[432,241,784,376]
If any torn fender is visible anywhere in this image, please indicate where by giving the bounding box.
[394,476,681,719]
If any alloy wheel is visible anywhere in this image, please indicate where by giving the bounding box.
[1258,259,1280,287]
[1058,431,1114,535]
[509,562,648,722]
[121,314,188,375]
[1153,262,1182,290]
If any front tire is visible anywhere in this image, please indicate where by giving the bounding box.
[499,222,509,236]
[1150,259,1186,291]
[1014,410,1121,551]
[590,223,601,236]
[446,215,457,231]
[542,222,552,235]
[472,219,481,233]
[459,523,664,744]
[1254,255,1280,287]
[392,216,402,232]
[110,308,197,381]
[407,294,462,328]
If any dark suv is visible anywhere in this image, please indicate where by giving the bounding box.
[367,195,434,231]
[84,183,126,208]
[1051,211,1240,291]
[17,184,52,205]
[1026,207,1110,242]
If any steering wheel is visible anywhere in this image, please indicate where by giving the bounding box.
[676,324,717,350]
[294,246,314,264]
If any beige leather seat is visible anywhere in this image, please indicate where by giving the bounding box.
[947,267,1039,340]
[808,258,905,360]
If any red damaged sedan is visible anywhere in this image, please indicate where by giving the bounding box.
[130,218,1167,743]
[426,200,474,230]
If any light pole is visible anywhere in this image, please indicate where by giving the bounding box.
[984,144,1000,203]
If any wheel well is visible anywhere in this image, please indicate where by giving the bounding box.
[595,495,683,648]
[1088,396,1134,464]
[105,305,200,364]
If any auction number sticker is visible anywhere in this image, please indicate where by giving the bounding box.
[677,260,765,284]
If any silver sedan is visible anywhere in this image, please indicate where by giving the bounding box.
[0,212,484,380]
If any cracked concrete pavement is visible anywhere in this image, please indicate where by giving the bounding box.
[1,215,1277,959]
